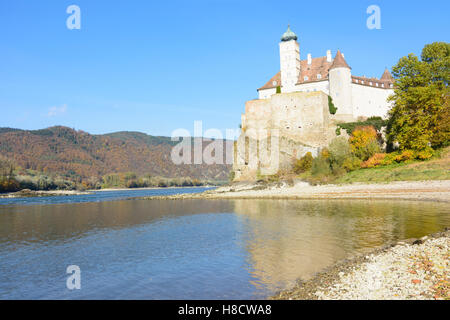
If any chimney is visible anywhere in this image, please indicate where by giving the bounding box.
[326,50,332,62]
[307,53,312,65]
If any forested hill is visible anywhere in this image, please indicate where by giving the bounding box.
[0,126,232,183]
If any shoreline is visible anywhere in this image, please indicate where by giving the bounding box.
[139,180,450,203]
[0,189,92,198]
[272,228,450,300]
[0,186,217,199]
[93,186,215,192]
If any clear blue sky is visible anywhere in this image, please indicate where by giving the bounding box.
[1,0,449,137]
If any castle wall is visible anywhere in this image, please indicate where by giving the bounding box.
[351,84,394,119]
[234,91,337,181]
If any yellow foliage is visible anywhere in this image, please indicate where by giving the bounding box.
[349,126,380,161]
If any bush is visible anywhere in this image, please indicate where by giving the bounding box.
[293,152,313,174]
[394,150,415,162]
[329,137,352,166]
[415,148,434,160]
[311,155,332,176]
[349,126,381,161]
[342,156,362,171]
[361,153,387,168]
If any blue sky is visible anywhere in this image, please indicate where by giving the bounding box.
[0,0,449,137]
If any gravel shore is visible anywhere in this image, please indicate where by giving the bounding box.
[139,180,450,203]
[273,229,450,300]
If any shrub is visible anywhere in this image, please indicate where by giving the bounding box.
[394,150,415,162]
[342,156,363,171]
[320,148,330,160]
[329,137,352,167]
[293,152,313,174]
[276,86,281,94]
[361,153,387,168]
[415,148,434,160]
[349,126,381,161]
[311,155,332,176]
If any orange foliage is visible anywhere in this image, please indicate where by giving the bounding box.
[361,153,386,168]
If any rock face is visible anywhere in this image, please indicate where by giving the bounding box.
[233,91,341,181]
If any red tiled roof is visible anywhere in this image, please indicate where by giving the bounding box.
[352,75,394,89]
[258,56,332,90]
[258,53,393,91]
[258,71,281,90]
[380,68,394,81]
[329,50,351,70]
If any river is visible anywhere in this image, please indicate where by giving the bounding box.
[0,188,448,299]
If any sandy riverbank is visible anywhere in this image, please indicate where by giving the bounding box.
[140,180,450,203]
[273,229,449,300]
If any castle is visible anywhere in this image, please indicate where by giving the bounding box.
[233,26,395,181]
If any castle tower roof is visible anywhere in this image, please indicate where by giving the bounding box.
[281,25,298,42]
[329,50,351,70]
[380,68,394,81]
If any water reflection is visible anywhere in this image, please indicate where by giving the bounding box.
[232,199,449,294]
[0,199,448,299]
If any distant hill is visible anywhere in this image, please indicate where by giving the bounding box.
[0,126,232,182]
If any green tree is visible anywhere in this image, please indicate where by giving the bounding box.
[387,42,450,151]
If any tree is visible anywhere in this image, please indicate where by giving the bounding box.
[387,42,450,151]
[349,126,381,161]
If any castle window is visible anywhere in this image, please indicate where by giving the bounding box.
[272,81,277,86]
[355,79,358,83]
[304,76,309,81]
[369,82,373,86]
[390,84,394,88]
[376,83,379,87]
[317,74,322,79]
[361,81,364,84]
[381,83,385,88]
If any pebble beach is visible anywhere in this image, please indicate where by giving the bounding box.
[274,230,450,300]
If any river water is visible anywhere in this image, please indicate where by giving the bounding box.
[0,188,448,299]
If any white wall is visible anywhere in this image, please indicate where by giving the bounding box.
[258,81,329,100]
[258,88,277,100]
[294,80,330,95]
[351,84,394,119]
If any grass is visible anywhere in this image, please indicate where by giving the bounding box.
[334,147,450,184]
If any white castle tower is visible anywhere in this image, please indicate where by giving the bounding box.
[279,25,300,92]
[328,50,353,121]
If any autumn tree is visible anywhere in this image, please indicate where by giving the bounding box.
[349,126,381,161]
[387,42,450,151]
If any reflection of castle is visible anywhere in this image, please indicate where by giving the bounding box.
[232,200,441,294]
[233,26,395,180]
